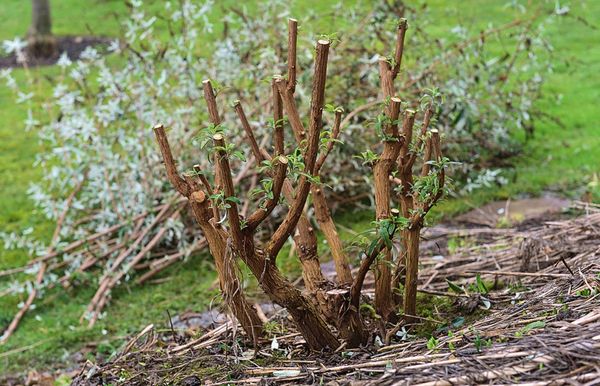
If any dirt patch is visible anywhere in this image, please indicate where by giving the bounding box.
[456,195,571,227]
[0,35,111,69]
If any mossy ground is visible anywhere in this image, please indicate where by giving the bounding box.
[1,0,599,376]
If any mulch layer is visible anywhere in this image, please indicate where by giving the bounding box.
[67,205,600,385]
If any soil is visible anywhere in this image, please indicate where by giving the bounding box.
[0,36,111,69]
[455,194,571,227]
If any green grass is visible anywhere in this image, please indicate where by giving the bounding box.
[1,0,599,375]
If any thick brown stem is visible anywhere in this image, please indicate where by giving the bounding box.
[233,100,264,164]
[203,79,224,189]
[154,126,262,344]
[311,107,351,285]
[193,164,219,221]
[340,228,394,347]
[312,187,352,285]
[276,180,326,292]
[294,219,325,291]
[402,227,421,322]
[399,109,416,167]
[379,58,395,100]
[189,192,263,344]
[404,130,445,320]
[287,18,298,94]
[275,77,306,144]
[372,97,402,320]
[420,137,433,177]
[267,40,330,260]
[154,124,190,197]
[240,136,326,292]
[242,245,339,350]
[391,18,408,79]
[212,134,244,251]
[272,77,285,155]
[392,110,417,306]
[202,79,221,125]
[351,237,387,308]
[398,110,417,217]
[338,298,369,347]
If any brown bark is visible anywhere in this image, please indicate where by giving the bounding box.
[189,192,263,344]
[203,80,224,192]
[153,126,263,342]
[272,77,285,155]
[392,110,417,305]
[287,18,298,94]
[402,227,421,322]
[399,125,444,321]
[372,96,402,320]
[240,243,339,350]
[391,18,408,79]
[278,181,325,292]
[311,108,352,285]
[266,40,330,261]
[233,99,326,292]
[339,228,395,347]
[211,133,337,349]
[312,187,352,285]
[212,134,245,250]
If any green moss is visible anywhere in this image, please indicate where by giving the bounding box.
[411,293,455,337]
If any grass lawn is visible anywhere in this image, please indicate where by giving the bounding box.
[1,0,599,375]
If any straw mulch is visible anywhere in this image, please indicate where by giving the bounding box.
[72,207,600,385]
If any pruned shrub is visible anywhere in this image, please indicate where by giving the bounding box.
[155,17,446,348]
[1,0,554,342]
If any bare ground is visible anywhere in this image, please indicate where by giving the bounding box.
[0,36,110,69]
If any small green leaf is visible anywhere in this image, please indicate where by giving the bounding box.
[427,336,438,350]
[516,321,545,337]
[225,196,242,204]
[366,239,380,257]
[476,274,488,294]
[446,279,465,294]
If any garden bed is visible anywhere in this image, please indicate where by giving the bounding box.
[67,207,600,385]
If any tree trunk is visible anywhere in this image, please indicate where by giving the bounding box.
[28,0,57,58]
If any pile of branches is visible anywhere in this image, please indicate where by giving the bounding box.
[0,0,560,342]
[72,211,600,385]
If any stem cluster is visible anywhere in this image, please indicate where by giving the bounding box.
[155,17,445,349]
